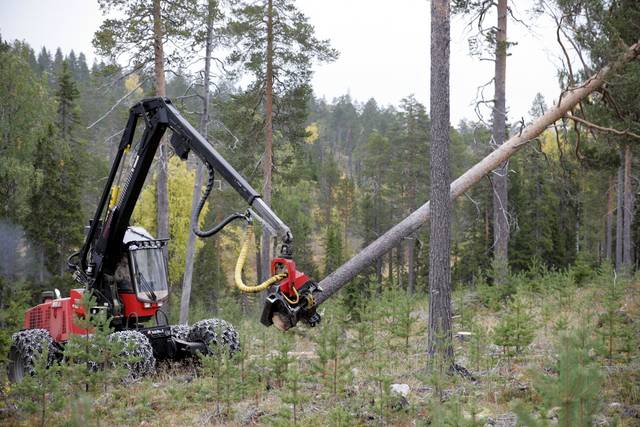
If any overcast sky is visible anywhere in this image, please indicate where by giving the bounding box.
[0,0,566,124]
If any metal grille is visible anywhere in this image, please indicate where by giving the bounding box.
[28,307,51,329]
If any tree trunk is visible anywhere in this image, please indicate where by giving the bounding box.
[153,0,169,320]
[179,0,214,325]
[605,175,614,262]
[407,238,415,293]
[623,144,634,272]
[491,0,509,284]
[616,151,624,272]
[260,0,274,282]
[396,243,403,289]
[312,42,640,309]
[427,0,453,365]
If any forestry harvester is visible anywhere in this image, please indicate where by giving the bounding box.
[8,97,322,382]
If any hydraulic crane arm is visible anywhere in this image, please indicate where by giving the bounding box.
[72,97,320,330]
[77,97,289,278]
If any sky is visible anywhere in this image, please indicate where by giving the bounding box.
[0,0,567,124]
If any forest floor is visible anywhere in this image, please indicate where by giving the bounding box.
[2,267,639,426]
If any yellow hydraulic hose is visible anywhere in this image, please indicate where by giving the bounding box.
[234,224,287,293]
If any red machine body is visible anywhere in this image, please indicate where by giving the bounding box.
[118,292,163,319]
[271,257,312,298]
[22,288,164,344]
[23,289,89,343]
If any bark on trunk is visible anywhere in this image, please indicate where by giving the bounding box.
[616,151,624,272]
[179,0,215,325]
[314,42,640,307]
[153,0,169,320]
[491,0,509,284]
[605,175,614,262]
[407,238,415,293]
[427,0,453,365]
[396,243,403,289]
[260,0,274,282]
[623,144,634,272]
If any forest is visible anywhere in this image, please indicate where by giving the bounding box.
[0,0,639,426]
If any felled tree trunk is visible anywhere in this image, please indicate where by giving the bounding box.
[315,42,640,306]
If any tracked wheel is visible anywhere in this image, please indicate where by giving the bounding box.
[169,324,190,341]
[8,329,56,383]
[188,318,240,355]
[109,330,156,381]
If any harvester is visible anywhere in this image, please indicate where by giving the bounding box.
[8,97,321,382]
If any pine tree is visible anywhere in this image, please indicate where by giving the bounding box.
[515,327,602,427]
[227,0,337,279]
[493,296,535,356]
[323,215,344,277]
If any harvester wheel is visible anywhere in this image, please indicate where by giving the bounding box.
[109,330,156,381]
[188,318,240,355]
[8,329,56,382]
[169,324,190,341]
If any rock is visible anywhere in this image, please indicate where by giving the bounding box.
[546,406,560,420]
[390,383,410,398]
[492,412,517,427]
[608,402,623,414]
[455,331,474,342]
[622,404,640,419]
[488,344,502,356]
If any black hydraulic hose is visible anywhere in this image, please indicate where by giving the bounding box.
[194,212,247,238]
[192,162,248,238]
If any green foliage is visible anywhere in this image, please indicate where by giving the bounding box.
[0,279,30,372]
[323,214,344,277]
[60,292,128,395]
[596,272,635,363]
[270,334,293,388]
[426,398,486,427]
[200,348,241,420]
[279,362,309,426]
[515,326,603,427]
[10,343,63,427]
[493,296,535,356]
[132,156,208,285]
[389,292,416,353]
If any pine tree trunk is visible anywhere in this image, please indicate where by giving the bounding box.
[427,0,453,365]
[396,243,403,289]
[179,0,215,325]
[313,42,640,310]
[623,144,634,272]
[616,151,624,272]
[491,0,509,284]
[153,0,169,320]
[407,238,415,293]
[260,0,274,282]
[605,175,614,262]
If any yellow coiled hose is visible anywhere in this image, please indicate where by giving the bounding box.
[234,224,287,293]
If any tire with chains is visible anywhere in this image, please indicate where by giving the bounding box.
[8,329,57,381]
[169,324,190,341]
[108,330,155,380]
[188,318,240,354]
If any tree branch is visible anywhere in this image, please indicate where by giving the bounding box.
[564,113,640,140]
